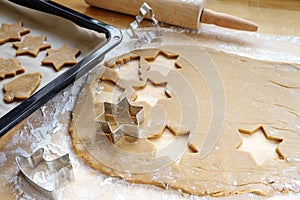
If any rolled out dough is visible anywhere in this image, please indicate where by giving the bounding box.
[69,47,300,197]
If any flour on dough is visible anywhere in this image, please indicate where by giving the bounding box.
[70,48,300,197]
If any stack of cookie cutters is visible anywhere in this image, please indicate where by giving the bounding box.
[0,0,122,137]
[15,148,74,199]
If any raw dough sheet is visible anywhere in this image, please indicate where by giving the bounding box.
[70,32,300,198]
[0,1,106,117]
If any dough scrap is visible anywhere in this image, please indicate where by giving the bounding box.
[0,21,30,45]
[3,72,42,103]
[0,58,25,80]
[41,45,80,71]
[13,35,51,57]
[70,48,300,197]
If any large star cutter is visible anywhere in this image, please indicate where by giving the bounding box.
[95,97,144,143]
[15,148,74,199]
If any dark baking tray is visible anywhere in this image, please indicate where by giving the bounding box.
[0,0,122,137]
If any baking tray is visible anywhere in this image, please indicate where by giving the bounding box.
[0,0,122,137]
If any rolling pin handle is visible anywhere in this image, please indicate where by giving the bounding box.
[200,9,258,32]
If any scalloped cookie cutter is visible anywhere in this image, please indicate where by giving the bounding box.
[126,2,162,45]
[95,97,144,143]
[15,148,74,199]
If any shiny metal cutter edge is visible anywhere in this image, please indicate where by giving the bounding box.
[95,97,144,143]
[127,2,162,44]
[15,148,74,199]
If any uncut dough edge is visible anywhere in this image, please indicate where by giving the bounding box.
[69,47,300,197]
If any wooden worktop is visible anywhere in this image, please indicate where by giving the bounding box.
[0,1,299,199]
[54,0,300,36]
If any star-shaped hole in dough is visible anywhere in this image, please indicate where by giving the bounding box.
[0,58,25,80]
[41,45,80,71]
[13,35,51,57]
[0,21,30,45]
[145,50,180,67]
[237,126,284,165]
[140,50,181,77]
[134,81,171,107]
[95,97,144,144]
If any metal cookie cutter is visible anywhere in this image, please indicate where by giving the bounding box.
[127,2,162,45]
[95,97,144,143]
[15,148,74,199]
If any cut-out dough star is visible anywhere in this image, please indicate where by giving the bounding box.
[13,35,51,57]
[0,58,25,80]
[41,45,80,71]
[0,22,30,45]
[237,126,284,165]
[95,97,144,143]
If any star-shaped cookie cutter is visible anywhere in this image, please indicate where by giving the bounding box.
[95,97,144,143]
[15,148,74,199]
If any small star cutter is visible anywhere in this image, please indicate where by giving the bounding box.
[15,148,74,199]
[95,97,144,143]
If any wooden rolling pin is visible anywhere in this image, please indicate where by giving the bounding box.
[84,0,258,31]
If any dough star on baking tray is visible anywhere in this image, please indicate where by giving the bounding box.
[13,35,51,57]
[0,21,30,44]
[41,45,80,71]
